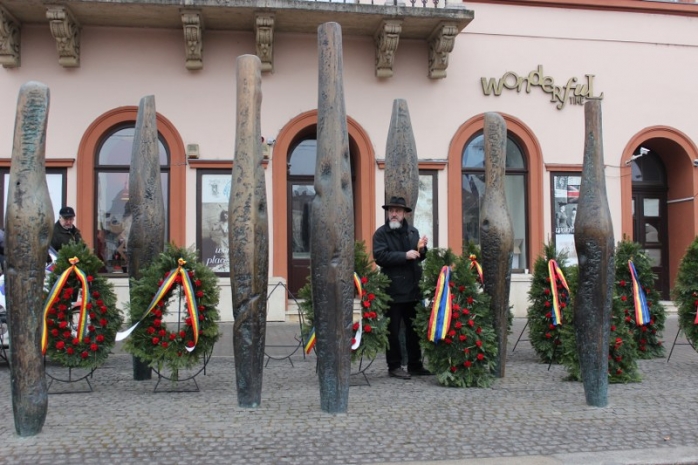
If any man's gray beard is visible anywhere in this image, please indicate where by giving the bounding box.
[388,220,401,230]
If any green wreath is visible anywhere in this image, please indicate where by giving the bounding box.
[673,236,698,351]
[299,241,390,363]
[43,242,123,369]
[122,244,220,380]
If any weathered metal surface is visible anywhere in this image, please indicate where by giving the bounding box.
[6,81,54,436]
[573,99,613,408]
[479,112,514,378]
[311,22,354,414]
[384,98,419,214]
[229,54,269,408]
[127,95,166,381]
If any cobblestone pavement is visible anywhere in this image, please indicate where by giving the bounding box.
[1,316,697,465]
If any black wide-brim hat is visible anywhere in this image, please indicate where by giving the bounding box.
[382,196,412,213]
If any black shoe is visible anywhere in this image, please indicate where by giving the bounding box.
[388,368,411,379]
[409,367,432,376]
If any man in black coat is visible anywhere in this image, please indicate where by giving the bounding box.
[373,196,431,379]
[51,206,83,252]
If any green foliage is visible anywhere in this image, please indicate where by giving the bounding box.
[672,237,698,351]
[614,238,666,359]
[44,242,123,369]
[122,244,220,381]
[560,263,641,384]
[300,240,391,362]
[414,248,497,388]
[526,242,571,364]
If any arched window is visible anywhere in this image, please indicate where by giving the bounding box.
[461,131,528,270]
[94,125,170,273]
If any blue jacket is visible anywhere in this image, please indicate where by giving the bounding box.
[372,219,426,303]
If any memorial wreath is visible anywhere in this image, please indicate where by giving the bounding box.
[299,241,390,362]
[121,244,220,380]
[673,236,698,351]
[43,242,123,369]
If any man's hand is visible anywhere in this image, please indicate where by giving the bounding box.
[406,250,421,260]
[417,235,428,250]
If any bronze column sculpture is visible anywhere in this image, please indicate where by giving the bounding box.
[6,81,53,436]
[229,55,269,408]
[311,22,354,414]
[480,112,514,378]
[384,99,419,213]
[127,95,166,381]
[573,99,613,408]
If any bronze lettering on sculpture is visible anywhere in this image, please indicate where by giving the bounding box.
[127,95,166,381]
[573,99,613,407]
[6,81,54,436]
[384,99,419,214]
[311,22,354,414]
[479,112,514,378]
[229,54,269,408]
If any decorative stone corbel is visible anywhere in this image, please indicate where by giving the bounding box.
[181,9,204,71]
[427,22,458,79]
[0,5,20,68]
[374,20,402,78]
[46,5,80,68]
[255,14,274,73]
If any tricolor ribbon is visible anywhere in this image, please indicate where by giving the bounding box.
[116,258,200,352]
[42,257,90,355]
[352,272,363,350]
[469,254,483,284]
[628,260,650,326]
[304,327,316,354]
[427,266,452,342]
[547,259,570,326]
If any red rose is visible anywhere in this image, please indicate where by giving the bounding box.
[83,336,91,343]
[610,325,616,332]
[640,326,648,333]
[66,347,74,355]
[57,312,66,320]
[361,276,368,284]
[47,320,54,326]
[58,304,67,312]
[153,319,162,328]
[363,324,372,333]
[56,341,65,350]
[616,369,622,375]
[187,270,194,278]
[625,316,632,323]
[476,327,482,335]
[59,321,68,329]
[351,338,356,346]
[352,322,359,331]
[458,285,465,292]
[544,289,550,295]
[459,335,467,342]
[186,341,195,348]
[195,279,201,287]
[198,314,204,321]
[72,338,80,345]
[81,351,89,359]
[179,330,187,338]
[475,340,482,347]
[169,333,176,340]
[175,275,183,284]
[154,309,163,318]
[619,280,626,287]
[63,331,72,339]
[620,295,627,302]
[51,329,59,337]
[161,342,169,348]
[152,337,160,345]
[549,324,555,330]
[100,318,108,327]
[615,356,622,362]
[545,332,552,339]
[100,306,108,314]
[86,303,93,310]
[468,320,475,327]
[87,275,94,282]
[90,343,98,352]
[159,329,166,337]
[88,325,95,332]
[544,301,551,308]
[545,312,552,319]
[92,291,100,298]
[464,348,470,354]
[48,308,57,315]
[477,353,484,361]
[96,335,105,343]
[462,309,470,315]
[368,293,375,301]
[362,300,370,308]
[466,296,474,305]
[198,305,205,311]
[185,317,192,326]
[443,338,452,344]
[464,361,472,368]
[560,302,567,309]
[448,329,456,337]
[96,299,103,306]
[89,312,96,319]
[450,366,457,373]
[449,282,454,288]
[158,279,164,286]
[455,321,463,329]
[146,327,156,335]
[196,291,204,298]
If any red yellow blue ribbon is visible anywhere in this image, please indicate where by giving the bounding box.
[42,257,90,355]
[547,259,569,326]
[304,327,316,354]
[469,254,483,284]
[427,266,452,342]
[352,272,363,350]
[628,260,650,326]
[116,258,199,352]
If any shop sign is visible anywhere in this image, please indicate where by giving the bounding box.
[481,65,603,110]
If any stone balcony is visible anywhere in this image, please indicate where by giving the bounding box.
[0,0,474,78]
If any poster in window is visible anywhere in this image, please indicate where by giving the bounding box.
[414,172,437,248]
[552,173,581,265]
[200,174,231,273]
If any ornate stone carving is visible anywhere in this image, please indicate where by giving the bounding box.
[0,5,20,68]
[181,9,203,71]
[6,81,53,436]
[374,20,402,78]
[574,99,614,408]
[427,22,457,79]
[312,22,354,414]
[255,14,274,73]
[230,55,269,408]
[46,6,80,68]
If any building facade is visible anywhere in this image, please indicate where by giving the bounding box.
[1,0,697,320]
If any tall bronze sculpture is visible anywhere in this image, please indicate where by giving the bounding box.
[127,95,166,381]
[6,81,54,436]
[480,112,514,378]
[384,99,419,213]
[229,54,269,408]
[311,22,354,414]
[573,99,613,407]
